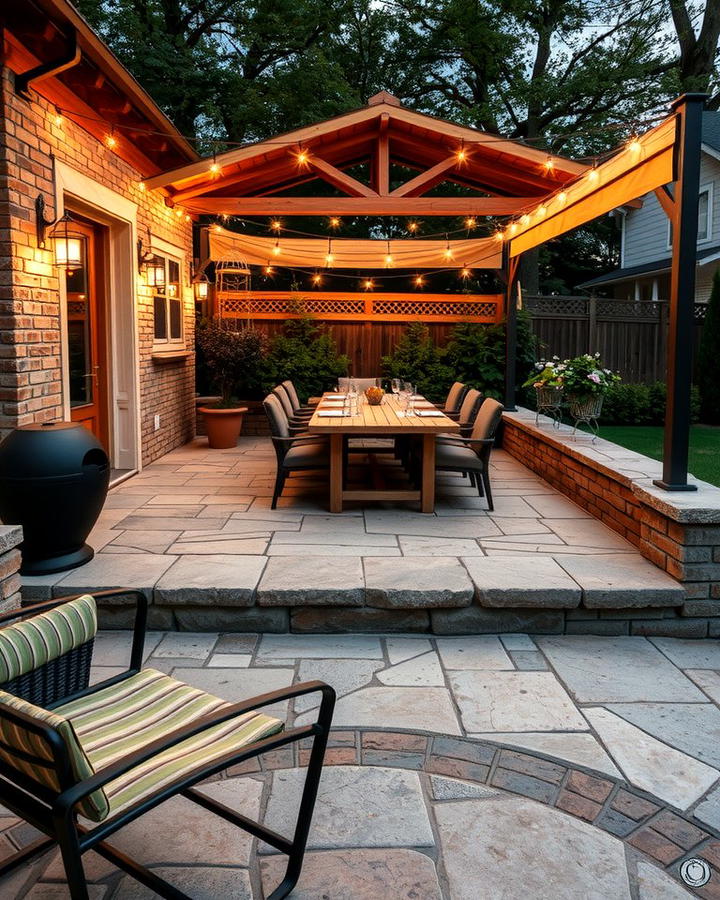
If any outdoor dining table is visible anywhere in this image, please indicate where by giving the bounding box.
[307,393,460,513]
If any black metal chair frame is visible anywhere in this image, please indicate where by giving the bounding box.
[0,590,335,900]
[264,395,329,508]
[436,435,497,509]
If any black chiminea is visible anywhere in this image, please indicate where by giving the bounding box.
[0,422,110,575]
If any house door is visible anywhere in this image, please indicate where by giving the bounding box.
[64,216,109,450]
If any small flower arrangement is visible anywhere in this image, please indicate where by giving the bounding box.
[562,353,620,399]
[522,356,566,391]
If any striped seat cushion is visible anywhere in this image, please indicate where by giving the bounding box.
[0,595,97,684]
[56,668,284,821]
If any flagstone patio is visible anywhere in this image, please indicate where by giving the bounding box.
[4,629,720,897]
[20,436,691,636]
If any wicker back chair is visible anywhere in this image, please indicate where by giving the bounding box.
[0,592,334,900]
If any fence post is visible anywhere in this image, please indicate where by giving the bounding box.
[588,294,597,351]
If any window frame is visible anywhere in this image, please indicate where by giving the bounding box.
[149,249,185,348]
[666,182,713,249]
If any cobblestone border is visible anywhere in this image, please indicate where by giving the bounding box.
[225,727,720,898]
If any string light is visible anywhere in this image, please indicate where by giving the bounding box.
[384,240,393,267]
[443,235,454,261]
[538,204,547,217]
[270,219,282,232]
[588,164,599,182]
[456,141,467,163]
[363,278,374,290]
[297,147,309,165]
[328,216,341,230]
[54,108,63,127]
[105,127,117,149]
[407,221,420,234]
[543,156,554,172]
[209,150,221,176]
[325,238,334,267]
[264,263,274,275]
[272,239,281,256]
[508,222,518,235]
[312,272,322,286]
[138,181,146,192]
[212,223,222,232]
[627,133,642,153]
[184,214,191,222]
[465,217,477,230]
[221,213,229,222]
[414,274,425,288]
[494,229,504,241]
[460,267,472,279]
[175,208,183,218]
[520,214,530,226]
[557,191,568,204]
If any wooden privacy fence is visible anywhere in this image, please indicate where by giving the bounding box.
[524,295,707,384]
[216,290,502,375]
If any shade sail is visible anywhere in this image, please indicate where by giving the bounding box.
[509,117,677,257]
[208,228,503,270]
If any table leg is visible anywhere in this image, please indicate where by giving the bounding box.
[330,433,343,513]
[421,433,436,513]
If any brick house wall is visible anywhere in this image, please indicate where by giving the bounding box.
[0,68,195,467]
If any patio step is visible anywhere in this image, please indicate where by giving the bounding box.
[22,551,692,637]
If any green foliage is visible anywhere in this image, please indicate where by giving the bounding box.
[196,320,267,405]
[262,314,349,403]
[445,312,536,400]
[561,353,620,398]
[381,323,454,402]
[600,382,700,426]
[381,315,536,403]
[698,270,720,424]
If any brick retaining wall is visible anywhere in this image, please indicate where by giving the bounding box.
[0,526,22,614]
[501,410,720,615]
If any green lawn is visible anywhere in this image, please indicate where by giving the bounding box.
[596,425,720,487]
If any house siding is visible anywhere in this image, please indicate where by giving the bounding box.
[0,68,195,467]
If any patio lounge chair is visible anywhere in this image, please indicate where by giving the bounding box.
[0,591,335,900]
[435,397,504,510]
[264,393,330,508]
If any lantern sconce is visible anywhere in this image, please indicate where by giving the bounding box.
[193,273,210,300]
[35,194,84,271]
[137,236,155,275]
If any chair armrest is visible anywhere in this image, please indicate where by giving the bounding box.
[272,435,326,445]
[53,680,335,814]
[448,436,495,447]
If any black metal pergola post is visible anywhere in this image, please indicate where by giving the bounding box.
[503,247,521,410]
[654,93,707,492]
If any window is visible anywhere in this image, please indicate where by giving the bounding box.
[150,254,183,343]
[667,184,713,247]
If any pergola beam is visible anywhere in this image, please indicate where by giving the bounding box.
[390,156,459,197]
[306,155,378,197]
[182,197,535,216]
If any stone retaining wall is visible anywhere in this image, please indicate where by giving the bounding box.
[0,526,22,614]
[501,410,720,618]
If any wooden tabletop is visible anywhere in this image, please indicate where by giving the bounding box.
[307,393,460,434]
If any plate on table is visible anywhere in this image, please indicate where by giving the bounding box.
[415,410,442,417]
[317,409,348,417]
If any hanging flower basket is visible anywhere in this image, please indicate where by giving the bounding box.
[534,386,563,427]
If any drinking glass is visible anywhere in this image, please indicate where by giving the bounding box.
[391,378,401,398]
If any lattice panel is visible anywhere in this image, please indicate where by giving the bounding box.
[595,300,661,319]
[219,296,366,316]
[525,296,588,316]
[372,299,497,317]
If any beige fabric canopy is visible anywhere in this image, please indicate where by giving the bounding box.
[208,228,503,270]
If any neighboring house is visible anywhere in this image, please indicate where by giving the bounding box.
[1,0,198,478]
[578,112,720,304]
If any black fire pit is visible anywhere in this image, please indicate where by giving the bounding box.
[0,422,110,575]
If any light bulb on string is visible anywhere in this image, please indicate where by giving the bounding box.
[456,141,467,163]
[325,238,334,267]
[557,191,567,205]
[443,235,454,261]
[520,214,530,226]
[138,181,146,192]
[384,240,393,267]
[105,126,117,149]
[414,274,425,288]
[209,149,221,176]
[508,222,518,235]
[538,204,547,218]
[212,223,222,233]
[270,219,282,233]
[221,213,229,222]
[54,108,63,127]
[297,147,309,165]
[407,220,419,234]
[588,163,599,182]
[363,279,374,291]
[494,229,504,241]
[328,216,341,230]
[272,239,281,256]
[264,263,274,275]
[543,155,554,172]
[460,266,472,280]
[465,217,477,230]
[312,272,322,287]
[627,133,641,154]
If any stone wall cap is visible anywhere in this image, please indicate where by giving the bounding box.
[633,478,720,523]
[0,525,23,553]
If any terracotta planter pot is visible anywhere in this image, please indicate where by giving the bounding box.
[198,406,248,449]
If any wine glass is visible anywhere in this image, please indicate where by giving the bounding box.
[391,378,401,399]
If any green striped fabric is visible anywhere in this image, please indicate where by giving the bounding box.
[57,668,284,821]
[0,595,97,684]
[0,689,107,820]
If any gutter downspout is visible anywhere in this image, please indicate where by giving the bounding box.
[14,30,81,99]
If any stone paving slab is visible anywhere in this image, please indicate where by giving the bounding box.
[257,556,365,606]
[364,557,473,608]
[462,556,582,608]
[155,555,267,605]
[557,554,685,608]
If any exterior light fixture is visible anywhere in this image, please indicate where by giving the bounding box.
[193,273,210,300]
[35,196,85,270]
[329,217,341,229]
[145,256,166,288]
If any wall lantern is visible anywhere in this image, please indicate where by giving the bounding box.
[194,274,210,300]
[145,256,166,288]
[35,195,84,271]
[137,236,155,275]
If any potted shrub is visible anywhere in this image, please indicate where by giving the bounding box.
[196,320,266,448]
[563,352,621,431]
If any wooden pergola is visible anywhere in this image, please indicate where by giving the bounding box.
[146,91,707,492]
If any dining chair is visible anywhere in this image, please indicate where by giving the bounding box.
[442,382,468,416]
[272,386,312,431]
[264,393,329,508]
[440,387,484,438]
[280,381,317,415]
[434,398,504,510]
[0,591,335,900]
